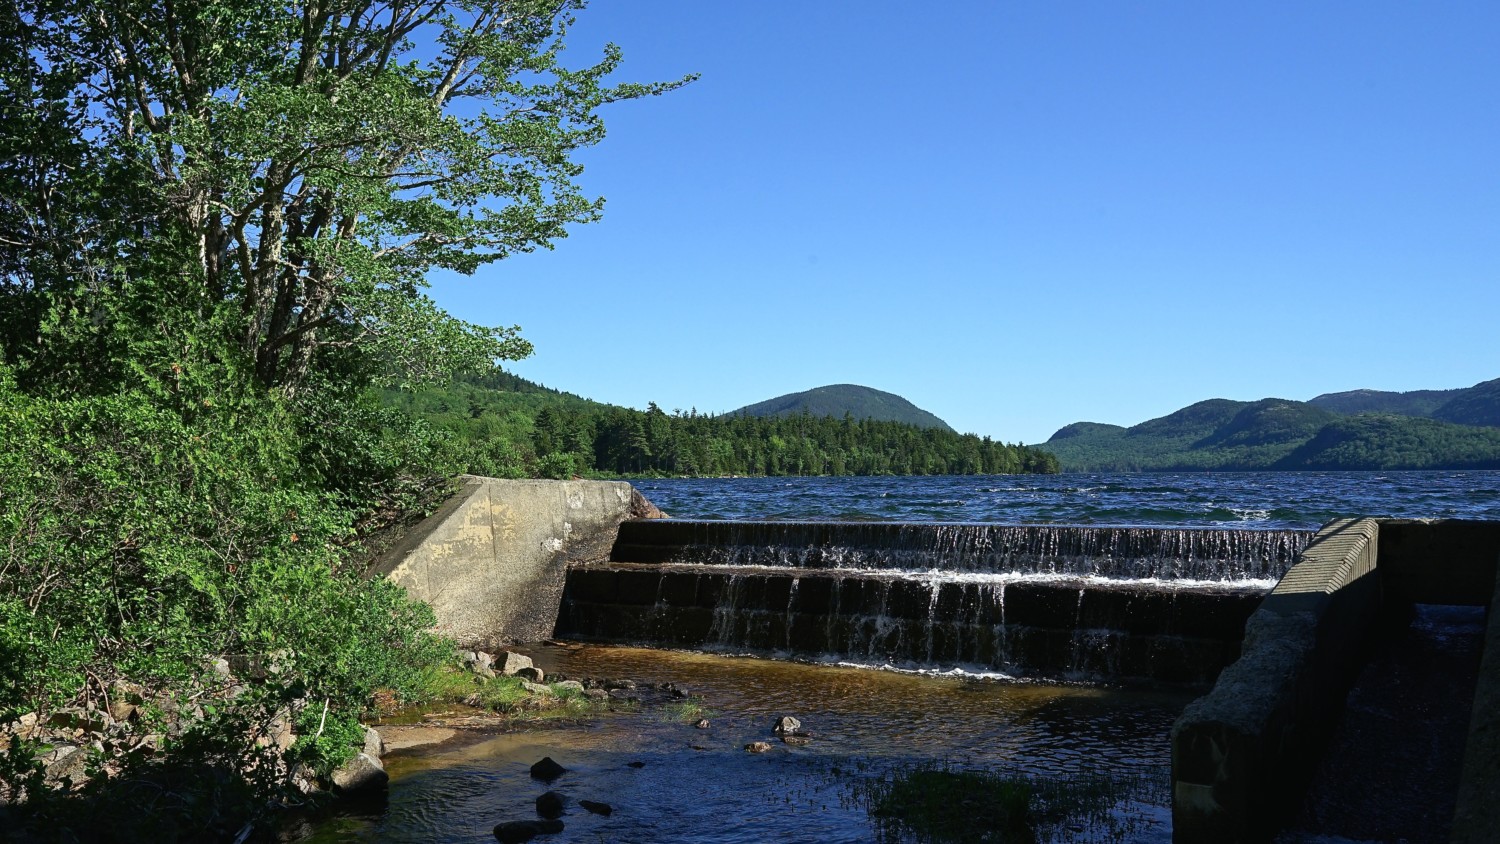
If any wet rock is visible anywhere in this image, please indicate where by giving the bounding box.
[744,741,772,753]
[521,680,552,696]
[580,799,613,816]
[535,790,565,819]
[604,678,636,691]
[773,716,802,735]
[626,761,646,769]
[363,726,384,758]
[781,734,813,746]
[582,689,608,702]
[515,666,545,683]
[330,752,388,796]
[530,756,566,781]
[694,718,711,729]
[495,652,534,676]
[554,680,585,693]
[493,819,564,843]
[607,688,638,703]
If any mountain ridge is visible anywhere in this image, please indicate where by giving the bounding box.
[732,384,956,432]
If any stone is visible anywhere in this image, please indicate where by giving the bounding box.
[553,680,584,693]
[291,763,320,795]
[694,718,711,729]
[603,678,636,691]
[459,650,479,665]
[474,665,497,680]
[474,651,495,670]
[530,756,566,781]
[362,726,384,758]
[582,689,608,701]
[521,680,552,695]
[515,666,545,683]
[744,741,772,753]
[781,734,812,746]
[626,761,645,768]
[492,819,564,843]
[330,752,388,796]
[773,716,802,735]
[535,790,565,819]
[495,651,533,676]
[43,746,88,786]
[209,657,232,680]
[579,799,613,816]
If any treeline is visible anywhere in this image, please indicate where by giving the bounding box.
[383,376,1060,478]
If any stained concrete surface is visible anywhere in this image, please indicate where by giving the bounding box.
[1278,604,1486,844]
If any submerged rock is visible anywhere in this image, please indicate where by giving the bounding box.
[772,716,802,735]
[694,718,711,729]
[493,819,564,843]
[579,799,613,816]
[744,741,772,753]
[530,756,566,781]
[535,790,565,819]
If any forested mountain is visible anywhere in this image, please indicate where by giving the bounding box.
[732,384,956,432]
[384,375,1058,478]
[1309,377,1500,427]
[1038,387,1500,472]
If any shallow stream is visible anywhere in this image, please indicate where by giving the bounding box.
[292,644,1189,843]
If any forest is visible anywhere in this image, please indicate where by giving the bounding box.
[383,372,1061,479]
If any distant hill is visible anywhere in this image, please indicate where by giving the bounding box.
[1309,387,1461,417]
[1037,385,1500,472]
[732,384,956,432]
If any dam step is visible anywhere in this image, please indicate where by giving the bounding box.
[556,563,1266,684]
[611,520,1312,581]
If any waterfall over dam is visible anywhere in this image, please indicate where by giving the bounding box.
[557,521,1314,684]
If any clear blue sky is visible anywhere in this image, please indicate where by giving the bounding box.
[428,1,1499,444]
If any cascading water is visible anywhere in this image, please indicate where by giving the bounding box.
[558,521,1309,684]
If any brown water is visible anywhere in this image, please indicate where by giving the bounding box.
[291,644,1190,843]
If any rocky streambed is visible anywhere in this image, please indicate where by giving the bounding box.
[289,643,1193,844]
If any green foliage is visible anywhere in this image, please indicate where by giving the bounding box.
[386,374,1061,478]
[290,705,366,777]
[869,768,1033,843]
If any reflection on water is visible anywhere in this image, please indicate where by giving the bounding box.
[292,645,1189,843]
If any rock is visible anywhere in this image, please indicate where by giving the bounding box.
[17,712,38,729]
[209,657,233,680]
[603,678,636,691]
[495,652,534,676]
[474,665,497,680]
[553,680,584,693]
[626,761,645,769]
[227,654,269,680]
[529,756,566,781]
[459,650,479,665]
[515,666,545,683]
[579,799,613,816]
[474,651,495,670]
[582,689,608,701]
[291,762,320,795]
[330,752,388,796]
[744,741,772,753]
[607,689,637,702]
[781,734,813,746]
[462,693,484,707]
[362,726,384,757]
[43,746,88,786]
[493,820,564,843]
[521,680,552,695]
[694,718,711,729]
[773,716,802,735]
[535,790,565,819]
[629,488,667,520]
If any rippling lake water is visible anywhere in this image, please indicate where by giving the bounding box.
[632,470,1500,528]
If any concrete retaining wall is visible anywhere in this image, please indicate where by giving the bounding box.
[373,476,653,648]
[1171,518,1381,843]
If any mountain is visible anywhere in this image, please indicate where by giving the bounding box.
[1432,377,1500,427]
[732,384,956,432]
[1309,387,1462,417]
[1038,395,1500,472]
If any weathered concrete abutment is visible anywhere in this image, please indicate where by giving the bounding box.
[372,476,658,648]
[1170,518,1500,843]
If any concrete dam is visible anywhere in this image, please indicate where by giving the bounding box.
[557,521,1309,684]
[378,478,1500,843]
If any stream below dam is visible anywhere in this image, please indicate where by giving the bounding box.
[290,644,1191,844]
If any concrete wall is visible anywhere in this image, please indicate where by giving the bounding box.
[373,476,654,648]
[1171,518,1382,843]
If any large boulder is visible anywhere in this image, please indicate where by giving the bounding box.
[331,752,388,796]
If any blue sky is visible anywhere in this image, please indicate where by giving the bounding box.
[428,1,1499,444]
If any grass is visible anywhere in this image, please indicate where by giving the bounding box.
[655,697,715,724]
[401,666,608,721]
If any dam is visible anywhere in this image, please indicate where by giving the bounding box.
[376,477,1500,843]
